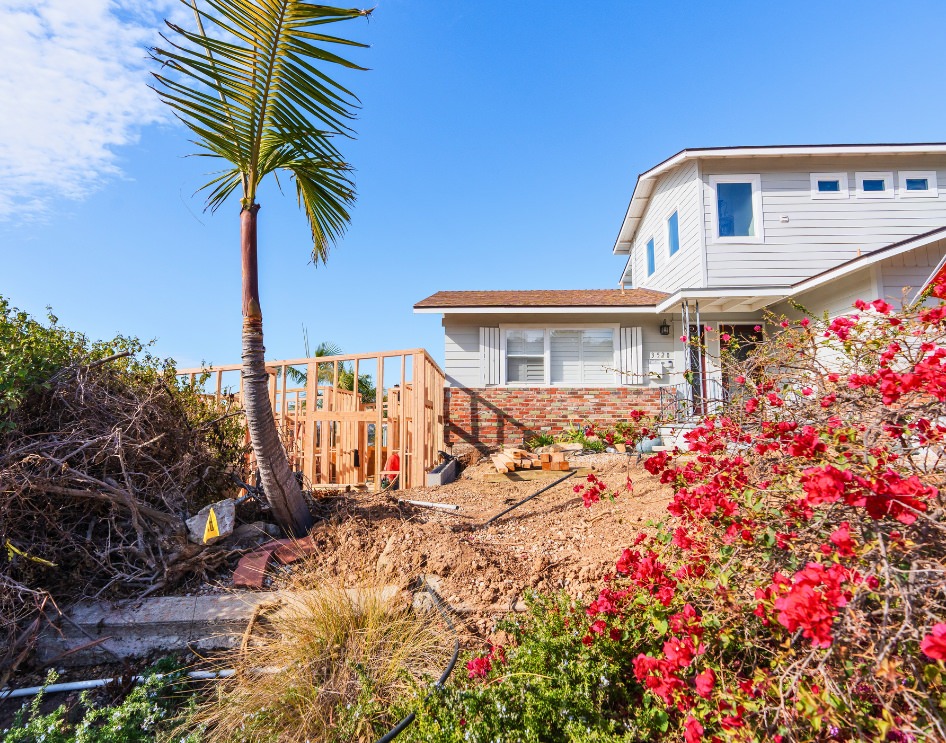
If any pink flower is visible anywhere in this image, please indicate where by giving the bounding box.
[800,317,810,327]
[684,716,704,743]
[695,668,716,698]
[680,335,687,342]
[754,325,762,332]
[829,522,856,558]
[735,375,746,384]
[802,387,813,396]
[920,624,946,660]
[720,333,731,342]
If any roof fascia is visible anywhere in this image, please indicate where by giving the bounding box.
[414,305,658,315]
[655,287,791,314]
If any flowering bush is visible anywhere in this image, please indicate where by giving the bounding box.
[410,296,946,742]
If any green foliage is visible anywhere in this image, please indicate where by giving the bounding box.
[150,1,369,257]
[407,593,669,742]
[0,297,142,431]
[527,433,555,450]
[1,661,196,743]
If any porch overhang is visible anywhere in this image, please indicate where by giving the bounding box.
[655,286,791,315]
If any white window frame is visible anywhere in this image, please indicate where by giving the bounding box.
[810,172,849,200]
[707,174,764,244]
[665,207,681,258]
[856,171,894,199]
[499,324,620,387]
[898,170,938,198]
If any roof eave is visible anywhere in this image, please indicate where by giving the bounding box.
[414,305,659,315]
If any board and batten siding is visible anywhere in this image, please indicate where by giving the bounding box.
[701,156,946,286]
[631,159,703,292]
[442,316,668,389]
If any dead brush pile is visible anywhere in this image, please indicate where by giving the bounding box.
[0,298,246,684]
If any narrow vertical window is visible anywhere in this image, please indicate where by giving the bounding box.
[667,211,680,256]
[646,238,655,276]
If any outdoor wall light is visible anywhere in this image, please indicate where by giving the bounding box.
[659,320,671,336]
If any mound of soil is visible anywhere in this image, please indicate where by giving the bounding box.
[268,452,674,642]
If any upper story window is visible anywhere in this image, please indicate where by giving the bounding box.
[503,327,617,386]
[646,238,656,276]
[667,211,680,256]
[856,171,894,199]
[708,174,763,242]
[810,172,849,200]
[898,170,938,198]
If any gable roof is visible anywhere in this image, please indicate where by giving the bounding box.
[614,142,946,254]
[414,288,668,314]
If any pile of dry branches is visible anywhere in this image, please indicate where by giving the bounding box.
[0,353,246,683]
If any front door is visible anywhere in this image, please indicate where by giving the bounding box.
[719,324,764,394]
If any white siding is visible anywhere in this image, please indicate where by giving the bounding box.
[443,321,480,388]
[772,271,876,321]
[441,313,681,389]
[877,239,946,306]
[702,155,946,286]
[631,160,703,292]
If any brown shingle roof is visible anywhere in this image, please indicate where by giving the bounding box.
[414,288,668,309]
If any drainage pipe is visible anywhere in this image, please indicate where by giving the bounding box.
[0,669,236,701]
[374,575,461,743]
[479,469,577,528]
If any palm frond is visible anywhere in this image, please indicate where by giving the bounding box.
[151,0,367,243]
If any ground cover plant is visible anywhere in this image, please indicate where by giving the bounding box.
[0,297,246,685]
[0,658,195,743]
[408,289,946,741]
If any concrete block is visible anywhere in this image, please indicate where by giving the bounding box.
[38,586,402,667]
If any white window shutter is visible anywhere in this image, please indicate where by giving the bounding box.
[620,327,643,385]
[480,327,500,386]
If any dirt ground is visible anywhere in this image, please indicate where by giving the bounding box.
[275,451,674,642]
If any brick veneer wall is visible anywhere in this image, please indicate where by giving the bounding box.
[444,386,662,450]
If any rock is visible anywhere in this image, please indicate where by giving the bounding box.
[229,521,280,546]
[186,499,236,545]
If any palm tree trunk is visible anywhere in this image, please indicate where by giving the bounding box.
[240,204,314,536]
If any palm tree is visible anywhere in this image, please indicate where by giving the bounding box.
[151,1,368,535]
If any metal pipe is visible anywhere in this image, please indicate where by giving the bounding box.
[0,669,236,700]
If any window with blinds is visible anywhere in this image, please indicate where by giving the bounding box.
[507,328,616,385]
[505,329,545,384]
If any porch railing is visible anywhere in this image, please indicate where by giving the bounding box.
[659,378,731,422]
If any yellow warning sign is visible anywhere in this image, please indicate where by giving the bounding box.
[203,508,220,543]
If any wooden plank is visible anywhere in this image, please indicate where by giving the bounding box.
[304,361,317,485]
[375,354,383,489]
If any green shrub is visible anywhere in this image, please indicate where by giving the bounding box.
[1,660,197,743]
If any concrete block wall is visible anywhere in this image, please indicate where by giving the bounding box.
[444,386,662,450]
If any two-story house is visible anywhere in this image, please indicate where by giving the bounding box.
[415,143,946,450]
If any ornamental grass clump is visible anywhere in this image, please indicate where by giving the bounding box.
[411,290,946,742]
[184,577,454,742]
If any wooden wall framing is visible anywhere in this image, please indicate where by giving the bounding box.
[178,349,445,490]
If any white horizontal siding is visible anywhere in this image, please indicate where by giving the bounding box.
[632,159,703,292]
[878,239,946,306]
[773,271,877,321]
[443,322,480,388]
[703,155,946,286]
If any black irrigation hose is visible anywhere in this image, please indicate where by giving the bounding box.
[374,576,461,743]
[479,469,578,528]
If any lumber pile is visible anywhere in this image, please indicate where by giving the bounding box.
[490,448,570,474]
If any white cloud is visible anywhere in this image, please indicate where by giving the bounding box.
[0,0,182,219]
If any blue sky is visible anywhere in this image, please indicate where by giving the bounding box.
[3,0,946,368]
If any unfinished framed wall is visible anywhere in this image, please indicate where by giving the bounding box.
[178,349,445,490]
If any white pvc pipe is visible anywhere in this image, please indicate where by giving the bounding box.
[0,669,236,700]
[398,499,460,511]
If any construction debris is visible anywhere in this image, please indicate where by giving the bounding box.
[489,448,549,474]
